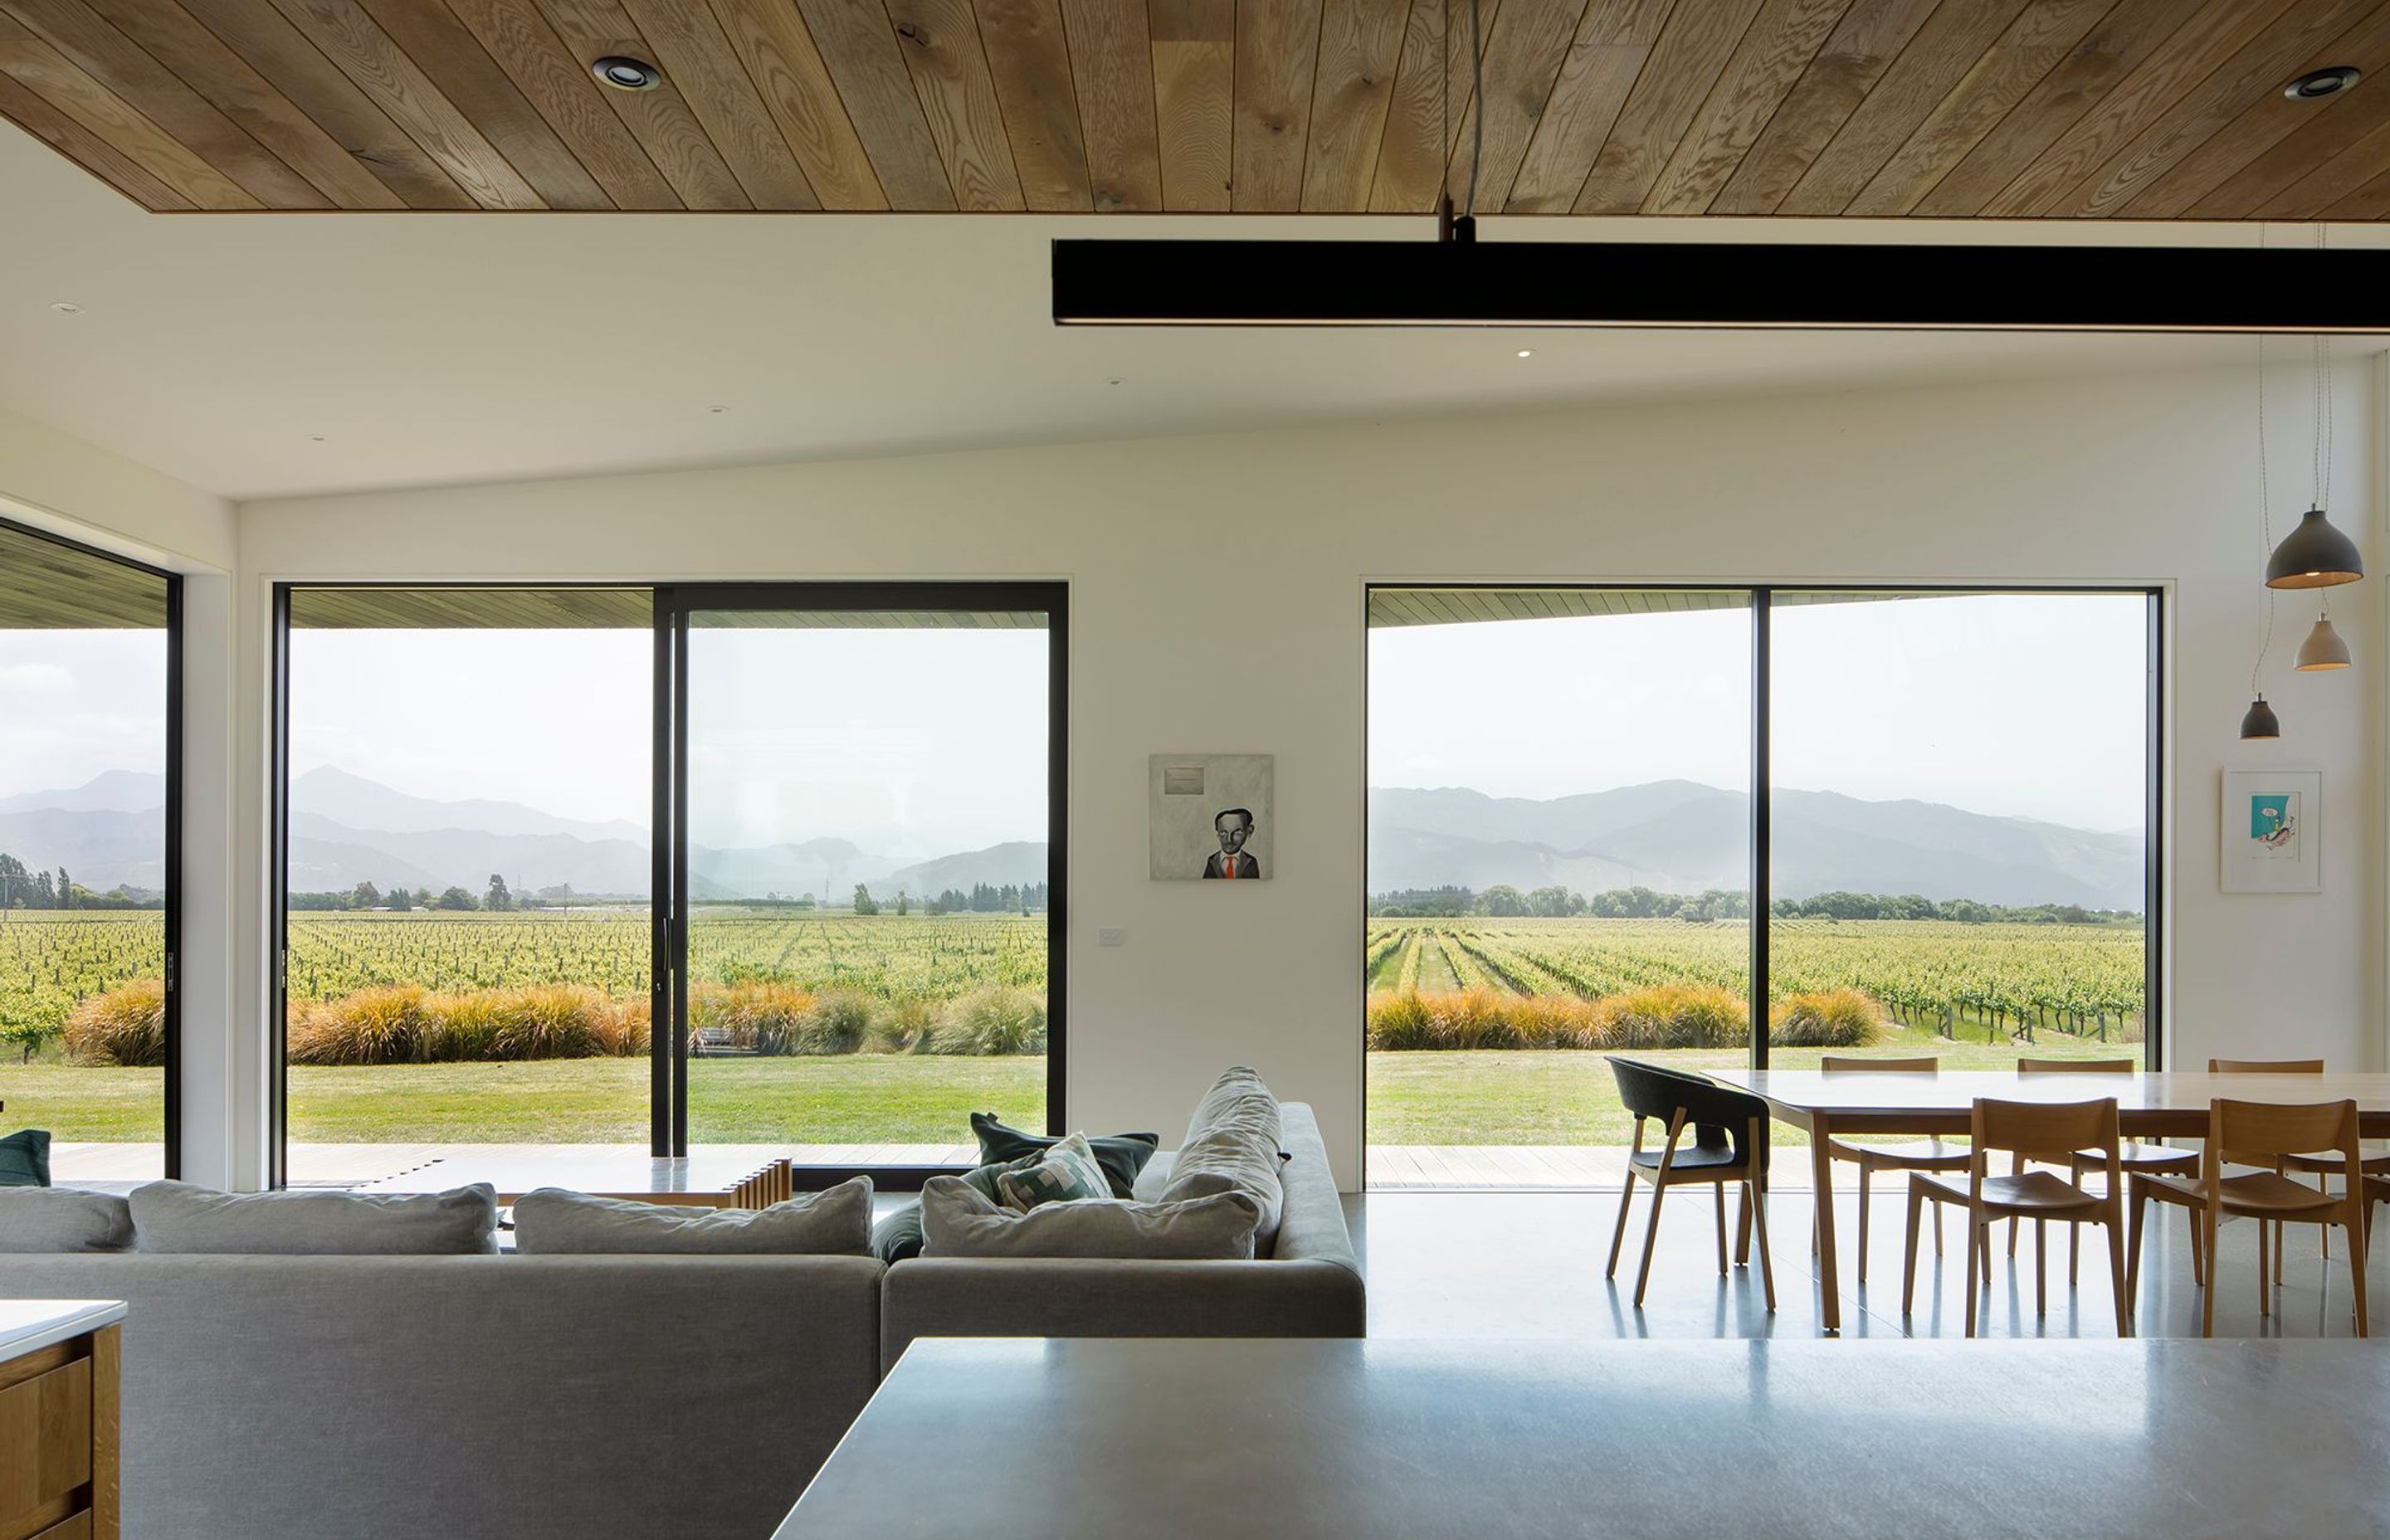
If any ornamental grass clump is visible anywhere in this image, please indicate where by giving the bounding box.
[1594,984,1749,1049]
[64,978,168,1067]
[1768,988,1889,1048]
[929,987,1046,1055]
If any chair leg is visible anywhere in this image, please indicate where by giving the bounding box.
[2275,1220,2285,1288]
[2349,1212,2370,1339]
[2190,1210,2205,1287]
[1856,1164,1871,1285]
[2007,1153,2022,1259]
[1604,1169,1638,1279]
[2202,1204,2219,1338]
[1633,1178,1671,1308]
[2126,1187,2146,1310]
[2258,1221,2270,1318]
[1735,1182,1753,1265]
[1964,1210,1983,1338]
[1902,1183,1925,1317]
[2035,1217,2046,1318]
[1934,1198,1943,1257]
[2069,1157,2085,1286]
[1747,1179,1777,1313]
[1714,1182,1730,1275]
[2107,1213,2131,1338]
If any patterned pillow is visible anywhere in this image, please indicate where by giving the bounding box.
[995,1132,1110,1210]
[0,1129,50,1188]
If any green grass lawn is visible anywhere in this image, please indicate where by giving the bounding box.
[1368,1023,2142,1147]
[7,1024,2139,1148]
[2,1057,1048,1144]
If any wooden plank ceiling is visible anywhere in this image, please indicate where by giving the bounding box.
[5,0,2390,217]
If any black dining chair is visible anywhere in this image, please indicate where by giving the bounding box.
[1604,1057,1776,1313]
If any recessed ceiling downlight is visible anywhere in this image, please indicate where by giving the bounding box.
[593,56,661,91]
[2285,66,2361,100]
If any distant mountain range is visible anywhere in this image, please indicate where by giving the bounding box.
[1370,782,2143,910]
[0,768,1050,901]
[2,769,2138,911]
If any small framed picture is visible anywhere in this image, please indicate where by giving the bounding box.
[1149,754,1273,881]
[2221,768,2322,893]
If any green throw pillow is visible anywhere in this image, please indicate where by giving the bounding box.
[871,1202,924,1264]
[0,1130,52,1188]
[995,1132,1110,1210]
[972,1114,1158,1200]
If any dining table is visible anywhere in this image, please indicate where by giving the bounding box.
[1705,1067,2390,1333]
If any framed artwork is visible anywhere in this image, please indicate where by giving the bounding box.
[2220,768,2322,893]
[1149,754,1273,881]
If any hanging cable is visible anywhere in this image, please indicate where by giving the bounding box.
[2256,327,2275,697]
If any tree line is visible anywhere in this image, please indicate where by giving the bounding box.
[0,853,158,910]
[1369,883,2140,926]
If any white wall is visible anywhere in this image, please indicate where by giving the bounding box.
[0,404,239,1186]
[238,362,2383,1188]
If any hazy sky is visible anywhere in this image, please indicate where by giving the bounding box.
[286,626,1048,857]
[9,592,2147,844]
[0,630,166,797]
[1370,592,2150,831]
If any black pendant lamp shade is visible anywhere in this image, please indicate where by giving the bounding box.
[2265,506,2364,588]
[2240,695,2282,739]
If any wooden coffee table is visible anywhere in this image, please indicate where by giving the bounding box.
[357,1151,793,1207]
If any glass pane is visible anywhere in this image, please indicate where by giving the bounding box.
[683,610,1051,1164]
[0,524,171,1185]
[281,592,653,1185]
[1767,592,2150,1075]
[1365,589,1751,1187]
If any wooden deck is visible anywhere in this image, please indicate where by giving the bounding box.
[61,1140,1864,1193]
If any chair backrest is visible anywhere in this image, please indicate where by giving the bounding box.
[2017,1058,2135,1075]
[1969,1096,2120,1167]
[1605,1058,1768,1169]
[1820,1055,1937,1073]
[2208,1058,2325,1075]
[2207,1098,2360,1173]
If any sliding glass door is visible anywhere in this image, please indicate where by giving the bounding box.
[1766,592,2154,1070]
[271,582,1066,1187]
[1363,583,2158,1189]
[660,586,1066,1173]
[0,518,178,1184]
[275,588,653,1187]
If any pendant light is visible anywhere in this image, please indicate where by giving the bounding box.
[2296,604,2352,670]
[2243,328,2280,738]
[2266,246,2363,589]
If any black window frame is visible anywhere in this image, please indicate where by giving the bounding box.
[1361,582,2164,1171]
[1,514,180,1180]
[270,579,1068,1192]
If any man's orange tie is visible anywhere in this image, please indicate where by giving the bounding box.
[1223,857,1236,880]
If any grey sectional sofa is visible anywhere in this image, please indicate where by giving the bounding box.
[881,1101,1363,1369]
[0,1100,1361,1540]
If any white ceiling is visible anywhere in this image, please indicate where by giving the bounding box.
[0,119,2371,504]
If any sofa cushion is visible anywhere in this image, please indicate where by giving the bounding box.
[514,1177,872,1255]
[1159,1067,1285,1255]
[971,1114,1158,1200]
[918,1175,1260,1260]
[130,1180,498,1255]
[1179,1066,1282,1154]
[994,1133,1109,1210]
[0,1187,133,1252]
[0,1129,50,1187]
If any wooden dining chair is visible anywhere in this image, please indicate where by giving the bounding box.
[2015,1058,2198,1284]
[2205,1059,2368,1277]
[2128,1098,2368,1338]
[1605,1058,1777,1313]
[1818,1055,1967,1284]
[1902,1096,2129,1337]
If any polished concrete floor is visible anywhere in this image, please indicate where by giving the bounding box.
[1349,1187,2384,1339]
